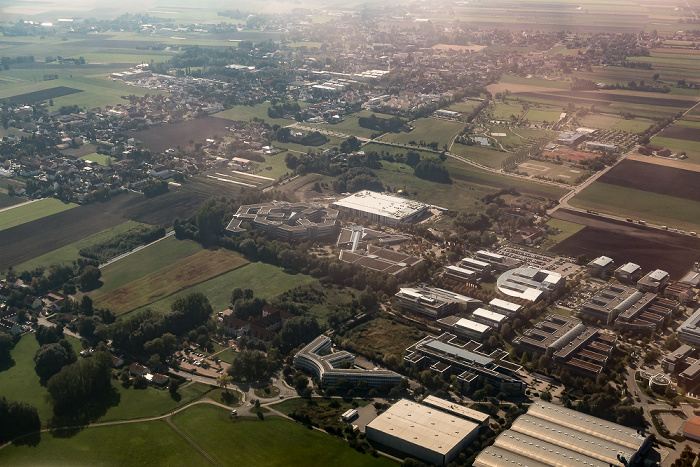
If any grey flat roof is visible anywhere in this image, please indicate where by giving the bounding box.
[424,339,493,366]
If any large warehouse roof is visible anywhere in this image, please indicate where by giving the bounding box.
[473,402,649,467]
[332,190,428,222]
[366,399,479,457]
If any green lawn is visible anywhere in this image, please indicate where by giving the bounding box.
[611,118,654,133]
[0,419,211,466]
[491,102,525,120]
[171,404,395,466]
[651,136,700,154]
[80,153,113,166]
[91,236,203,298]
[571,182,700,230]
[0,198,77,232]
[14,221,146,273]
[128,262,316,316]
[0,335,82,423]
[377,118,464,149]
[524,108,563,123]
[313,110,386,139]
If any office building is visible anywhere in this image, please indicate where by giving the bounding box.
[471,308,508,330]
[679,308,700,347]
[587,256,615,278]
[474,250,521,272]
[488,298,522,318]
[436,316,491,341]
[496,267,565,302]
[615,262,642,284]
[637,269,670,293]
[226,201,338,241]
[332,190,429,226]
[394,286,482,320]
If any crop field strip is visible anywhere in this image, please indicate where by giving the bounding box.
[1,86,83,104]
[94,248,249,316]
[0,198,77,232]
[596,159,700,202]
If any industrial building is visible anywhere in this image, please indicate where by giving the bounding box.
[474,250,521,272]
[488,298,522,318]
[664,282,695,304]
[615,262,643,284]
[579,283,676,333]
[512,314,616,378]
[420,395,490,426]
[336,225,408,249]
[404,333,524,394]
[332,190,429,226]
[226,201,338,241]
[496,267,565,302]
[365,398,481,466]
[339,244,423,276]
[394,286,482,320]
[637,269,670,293]
[679,308,700,347]
[587,255,615,278]
[473,402,651,467]
[294,335,401,389]
[586,141,617,152]
[436,315,492,341]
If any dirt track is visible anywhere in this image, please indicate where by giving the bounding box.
[551,209,700,279]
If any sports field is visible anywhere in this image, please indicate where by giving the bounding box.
[0,198,77,232]
[517,160,592,185]
[80,153,113,166]
[94,249,250,315]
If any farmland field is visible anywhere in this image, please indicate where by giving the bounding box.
[94,248,249,315]
[541,218,586,250]
[596,159,700,202]
[129,116,234,153]
[524,108,563,123]
[171,404,395,466]
[0,191,208,272]
[213,103,296,127]
[313,110,389,139]
[551,209,700,279]
[0,191,24,209]
[0,198,77,232]
[377,118,464,149]
[569,182,700,230]
[13,220,146,273]
[128,262,316,316]
[2,86,82,104]
[92,236,203,297]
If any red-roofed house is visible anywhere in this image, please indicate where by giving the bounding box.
[129,363,148,376]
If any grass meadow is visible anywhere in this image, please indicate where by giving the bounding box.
[171,404,395,466]
[542,219,586,250]
[377,118,464,149]
[80,153,113,166]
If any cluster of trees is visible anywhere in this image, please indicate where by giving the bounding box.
[413,158,451,183]
[330,167,384,193]
[226,349,280,382]
[267,101,301,119]
[109,293,213,355]
[46,349,113,414]
[34,338,77,384]
[339,136,362,154]
[0,331,15,365]
[570,78,599,91]
[5,258,101,297]
[276,128,328,146]
[142,179,169,197]
[78,225,166,263]
[0,398,40,443]
[357,114,406,133]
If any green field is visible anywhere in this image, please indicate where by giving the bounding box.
[0,335,81,422]
[95,249,250,315]
[0,198,77,232]
[542,219,586,250]
[571,182,700,230]
[80,153,113,166]
[498,74,570,90]
[0,418,210,466]
[214,103,296,127]
[450,144,511,168]
[171,404,395,466]
[524,108,563,123]
[651,136,700,154]
[491,102,525,120]
[611,118,654,133]
[92,236,203,298]
[313,110,387,139]
[128,262,317,316]
[14,220,147,273]
[377,118,464,149]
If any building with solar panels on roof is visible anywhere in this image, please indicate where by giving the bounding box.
[473,401,651,467]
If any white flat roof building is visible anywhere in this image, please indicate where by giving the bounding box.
[366,398,480,466]
[497,267,565,302]
[471,308,508,330]
[332,190,429,225]
[488,298,522,317]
